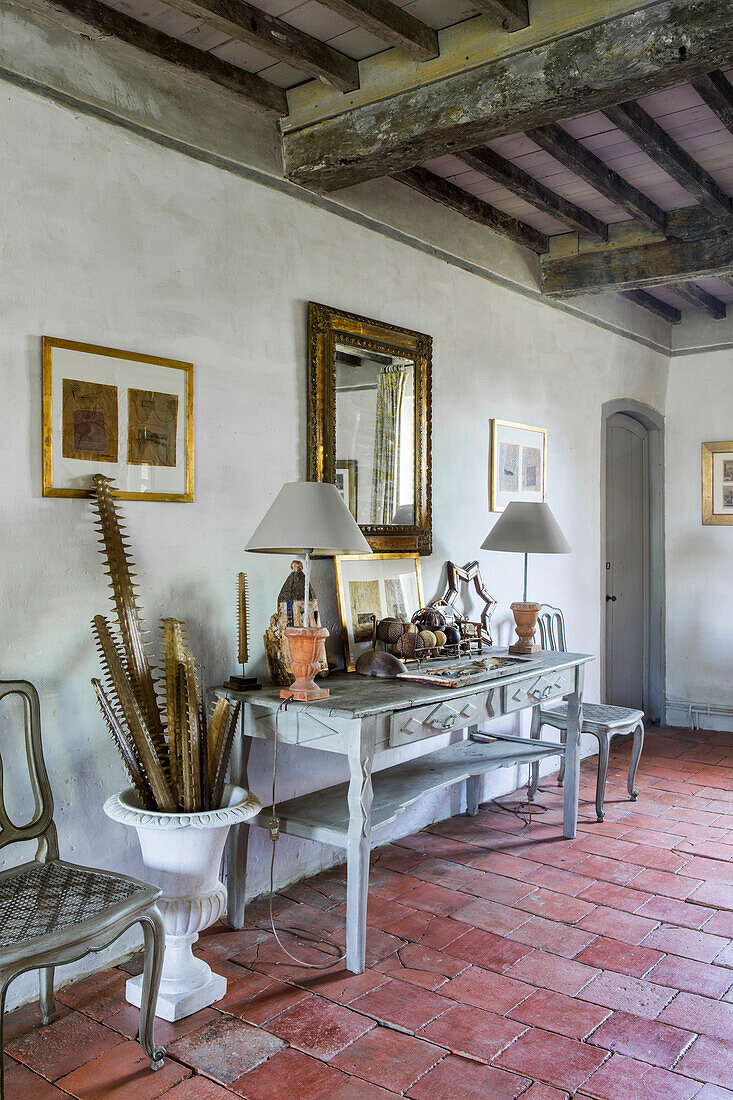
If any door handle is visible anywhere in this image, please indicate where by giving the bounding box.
[606,595,617,602]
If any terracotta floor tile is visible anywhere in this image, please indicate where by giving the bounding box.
[267,994,373,1059]
[410,858,486,892]
[159,1079,233,1099]
[55,1040,189,1099]
[216,973,311,1024]
[703,910,733,937]
[577,906,659,946]
[505,949,600,996]
[168,1015,286,1083]
[362,894,416,930]
[406,1053,529,1099]
[230,1047,346,1099]
[386,910,467,950]
[441,927,532,973]
[103,1004,218,1045]
[577,971,677,1020]
[643,954,733,998]
[520,1084,570,1100]
[364,866,423,901]
[350,976,452,1031]
[514,887,596,924]
[494,1027,607,1092]
[462,870,537,905]
[451,896,533,936]
[659,990,733,1041]
[3,1060,68,1099]
[630,869,702,901]
[419,1002,527,1060]
[641,923,728,962]
[572,855,642,887]
[373,942,467,989]
[581,1052,700,1100]
[527,864,597,897]
[293,966,388,1004]
[691,1087,733,1100]
[466,850,543,879]
[326,1079,399,1099]
[576,880,653,914]
[507,915,597,958]
[636,895,716,929]
[5,1010,125,1081]
[439,965,534,1014]
[574,936,664,978]
[588,1009,696,1068]
[3,1002,70,1043]
[508,988,611,1040]
[56,970,128,1022]
[689,881,733,910]
[331,1025,443,1091]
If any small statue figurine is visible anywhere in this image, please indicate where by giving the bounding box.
[264,561,328,686]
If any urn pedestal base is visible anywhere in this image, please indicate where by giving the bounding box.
[281,626,330,700]
[126,955,227,1022]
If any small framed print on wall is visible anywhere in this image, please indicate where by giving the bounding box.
[42,337,193,501]
[334,552,424,671]
[702,441,733,525]
[490,418,547,512]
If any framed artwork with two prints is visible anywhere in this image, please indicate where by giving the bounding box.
[702,441,733,525]
[42,337,193,501]
[490,418,547,512]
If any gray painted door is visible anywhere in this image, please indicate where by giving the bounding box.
[605,413,648,710]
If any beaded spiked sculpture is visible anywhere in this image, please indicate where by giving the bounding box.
[89,474,240,812]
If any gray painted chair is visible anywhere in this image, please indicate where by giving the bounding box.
[0,680,165,1097]
[527,607,644,822]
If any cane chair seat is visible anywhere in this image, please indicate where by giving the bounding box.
[0,860,156,951]
[539,702,644,733]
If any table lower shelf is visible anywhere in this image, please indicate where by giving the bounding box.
[254,734,563,849]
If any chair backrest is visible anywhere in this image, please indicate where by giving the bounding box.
[537,605,567,652]
[0,681,58,860]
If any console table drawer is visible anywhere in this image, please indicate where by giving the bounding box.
[390,692,493,748]
[503,668,575,713]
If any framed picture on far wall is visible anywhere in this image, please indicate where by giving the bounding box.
[42,336,193,501]
[490,418,547,512]
[335,459,358,519]
[702,441,733,525]
[334,552,424,670]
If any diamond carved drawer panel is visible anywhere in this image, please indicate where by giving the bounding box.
[389,692,494,748]
[502,668,575,714]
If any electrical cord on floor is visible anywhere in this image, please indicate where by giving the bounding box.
[268,698,346,969]
[489,791,550,827]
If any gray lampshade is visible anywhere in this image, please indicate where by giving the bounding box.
[481,502,571,555]
[246,481,372,556]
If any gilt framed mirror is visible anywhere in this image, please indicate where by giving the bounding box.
[307,303,432,554]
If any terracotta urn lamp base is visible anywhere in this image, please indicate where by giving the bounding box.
[509,602,542,654]
[282,625,330,700]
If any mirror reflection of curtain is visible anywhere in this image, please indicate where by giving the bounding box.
[370,365,407,524]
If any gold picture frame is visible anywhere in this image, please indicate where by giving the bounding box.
[42,337,194,501]
[334,552,424,671]
[702,441,733,525]
[490,418,547,513]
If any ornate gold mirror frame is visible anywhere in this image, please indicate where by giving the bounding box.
[307,302,432,554]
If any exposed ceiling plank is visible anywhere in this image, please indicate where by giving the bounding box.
[160,0,360,91]
[527,124,667,233]
[603,101,731,217]
[32,0,287,113]
[313,1,438,62]
[670,282,727,318]
[281,0,733,191]
[541,226,733,298]
[457,145,607,242]
[691,70,733,133]
[620,290,682,324]
[392,167,548,254]
[470,0,529,32]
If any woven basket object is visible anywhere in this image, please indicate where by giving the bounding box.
[377,618,407,645]
[394,631,426,659]
[412,607,446,631]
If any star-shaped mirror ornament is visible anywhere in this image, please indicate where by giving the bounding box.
[432,561,497,645]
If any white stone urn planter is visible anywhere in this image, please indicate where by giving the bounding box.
[104,784,261,1022]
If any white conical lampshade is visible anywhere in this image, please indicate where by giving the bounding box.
[481,501,571,555]
[246,481,372,557]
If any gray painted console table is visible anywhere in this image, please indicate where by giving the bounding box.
[221,649,592,973]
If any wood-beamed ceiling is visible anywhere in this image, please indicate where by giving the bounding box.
[23,0,733,325]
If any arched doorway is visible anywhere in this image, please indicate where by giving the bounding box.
[602,401,665,724]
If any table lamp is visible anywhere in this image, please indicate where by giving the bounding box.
[481,501,571,654]
[246,481,372,700]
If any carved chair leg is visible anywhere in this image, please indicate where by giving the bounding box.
[557,728,567,786]
[628,722,645,801]
[527,707,542,803]
[595,732,610,823]
[39,967,55,1025]
[138,908,165,1071]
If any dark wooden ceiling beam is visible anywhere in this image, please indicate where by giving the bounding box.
[527,124,667,233]
[619,290,682,324]
[313,1,438,61]
[603,100,731,217]
[160,0,360,91]
[457,145,607,242]
[392,167,548,254]
[470,0,529,32]
[670,282,727,318]
[34,0,287,112]
[691,70,733,133]
[282,0,733,191]
[541,224,733,298]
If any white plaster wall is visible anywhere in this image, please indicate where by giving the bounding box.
[665,349,733,729]
[0,81,668,1005]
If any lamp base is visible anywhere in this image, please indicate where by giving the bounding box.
[509,602,541,654]
[281,626,330,700]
